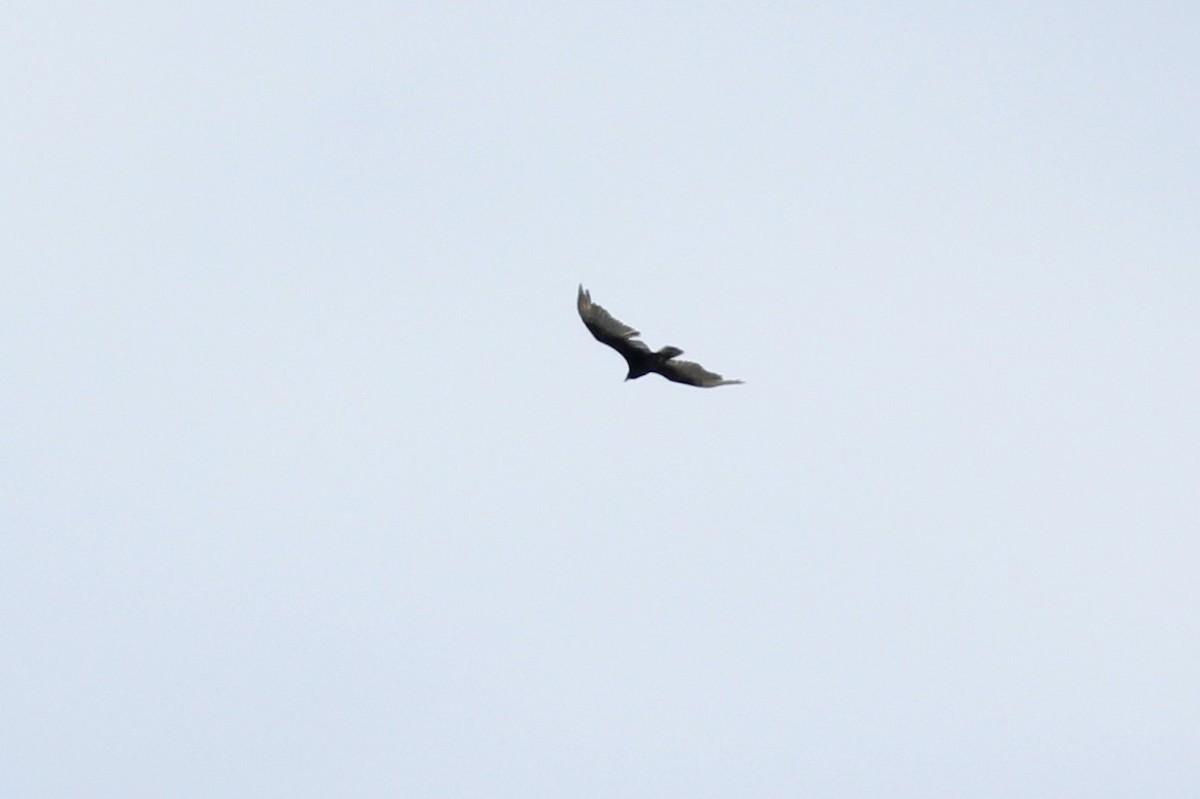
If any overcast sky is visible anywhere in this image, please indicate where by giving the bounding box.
[4,2,1198,796]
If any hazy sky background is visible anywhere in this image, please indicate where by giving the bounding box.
[4,2,1198,796]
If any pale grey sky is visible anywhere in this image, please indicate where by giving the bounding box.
[4,3,1199,796]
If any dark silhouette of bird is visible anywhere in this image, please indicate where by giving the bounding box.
[577,284,743,387]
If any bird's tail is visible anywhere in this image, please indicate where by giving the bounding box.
[656,346,683,359]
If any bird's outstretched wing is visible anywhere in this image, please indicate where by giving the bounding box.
[577,284,648,354]
[655,358,744,388]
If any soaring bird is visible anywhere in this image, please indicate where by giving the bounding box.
[577,284,743,387]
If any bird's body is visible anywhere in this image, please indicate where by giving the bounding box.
[576,285,743,388]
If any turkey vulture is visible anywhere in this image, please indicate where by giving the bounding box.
[577,284,743,387]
